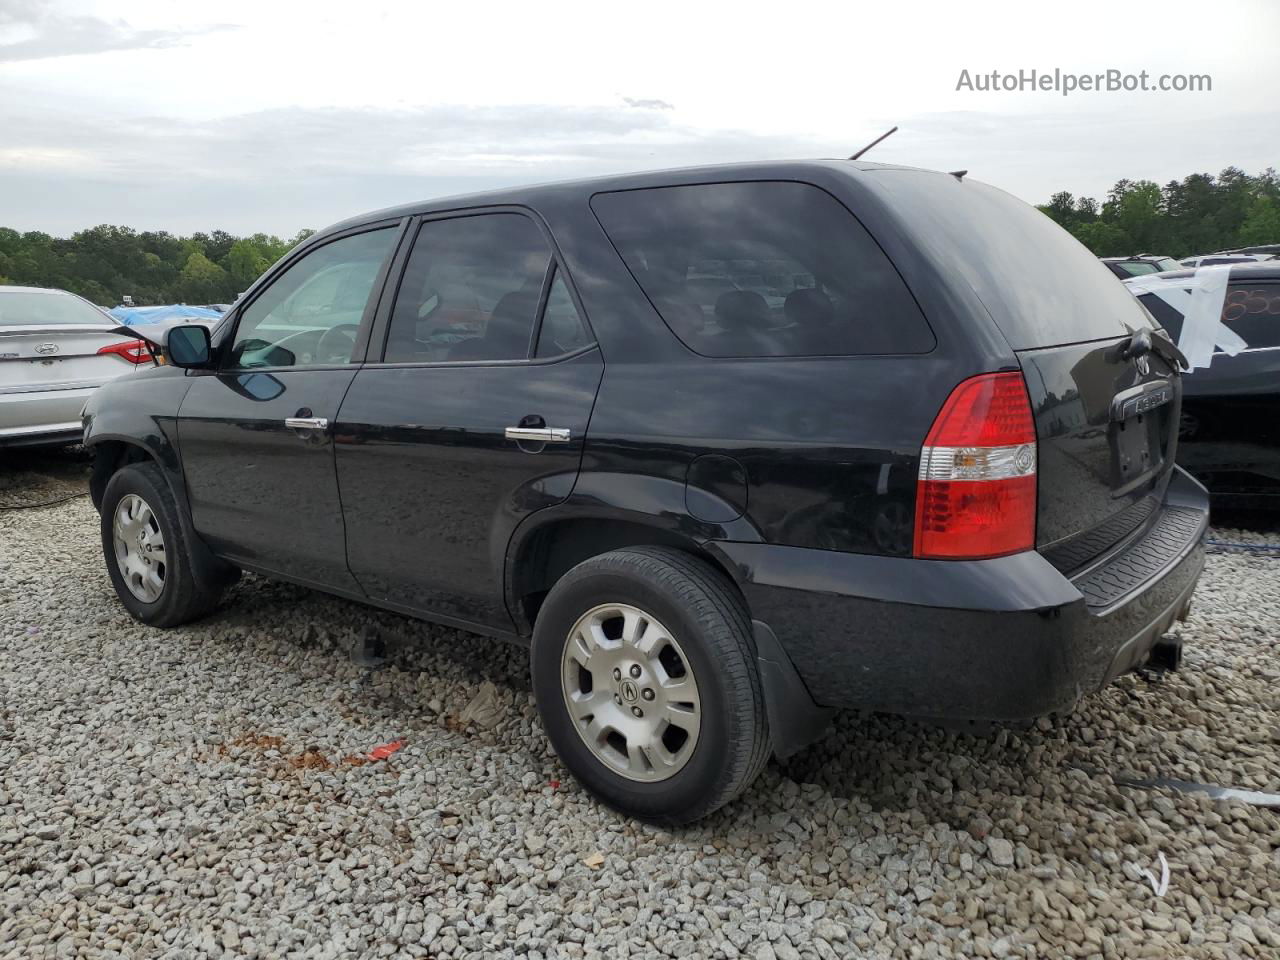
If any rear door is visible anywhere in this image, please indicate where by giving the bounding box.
[335,211,602,631]
[177,224,402,589]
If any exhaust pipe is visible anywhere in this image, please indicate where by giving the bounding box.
[1146,634,1183,674]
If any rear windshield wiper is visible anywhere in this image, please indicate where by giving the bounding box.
[1117,327,1188,372]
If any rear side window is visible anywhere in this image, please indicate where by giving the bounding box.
[1222,284,1280,348]
[592,181,934,358]
[1138,282,1280,350]
[1138,293,1184,341]
[385,214,551,363]
[535,270,592,358]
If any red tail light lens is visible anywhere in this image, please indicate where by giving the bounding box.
[97,339,153,365]
[913,372,1037,559]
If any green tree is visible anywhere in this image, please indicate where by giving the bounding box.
[1069,221,1133,256]
[175,251,230,304]
[1239,196,1280,246]
[222,238,272,293]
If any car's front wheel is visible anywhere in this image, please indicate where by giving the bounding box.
[100,462,228,627]
[531,547,770,824]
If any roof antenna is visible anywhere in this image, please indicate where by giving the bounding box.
[950,170,968,180]
[848,126,898,161]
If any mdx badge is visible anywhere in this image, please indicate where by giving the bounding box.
[1111,380,1173,422]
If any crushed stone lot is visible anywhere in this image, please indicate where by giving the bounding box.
[1,451,1278,959]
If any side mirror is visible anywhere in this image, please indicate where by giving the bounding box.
[167,324,212,368]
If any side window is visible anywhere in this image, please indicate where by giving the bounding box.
[385,214,551,363]
[591,181,934,358]
[229,228,396,369]
[535,270,592,358]
[1222,284,1280,349]
[1139,292,1184,341]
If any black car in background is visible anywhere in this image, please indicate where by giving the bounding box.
[83,161,1208,823]
[1132,262,1280,508]
[1101,255,1183,278]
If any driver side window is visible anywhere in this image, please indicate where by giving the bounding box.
[228,228,397,369]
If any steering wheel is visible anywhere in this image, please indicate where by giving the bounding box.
[315,324,361,364]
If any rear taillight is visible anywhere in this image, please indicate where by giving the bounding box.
[913,372,1037,559]
[97,339,153,365]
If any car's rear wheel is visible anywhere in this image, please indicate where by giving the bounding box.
[100,462,227,627]
[531,547,769,824]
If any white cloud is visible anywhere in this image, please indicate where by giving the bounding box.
[1,0,1278,234]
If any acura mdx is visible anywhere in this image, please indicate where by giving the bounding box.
[84,161,1209,823]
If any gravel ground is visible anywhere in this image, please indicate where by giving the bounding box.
[1,451,1278,959]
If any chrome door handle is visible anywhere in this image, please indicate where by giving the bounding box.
[285,417,329,430]
[505,426,571,443]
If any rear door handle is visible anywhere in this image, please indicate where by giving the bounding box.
[285,417,329,431]
[505,426,571,443]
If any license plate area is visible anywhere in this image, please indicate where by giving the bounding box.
[1111,411,1165,494]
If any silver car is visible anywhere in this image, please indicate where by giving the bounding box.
[0,286,151,448]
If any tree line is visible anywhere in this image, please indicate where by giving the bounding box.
[1038,166,1280,258]
[0,225,313,307]
[2,165,1278,306]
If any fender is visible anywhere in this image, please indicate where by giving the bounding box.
[502,471,765,633]
[82,367,192,501]
[83,368,234,586]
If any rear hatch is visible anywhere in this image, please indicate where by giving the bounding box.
[870,172,1180,572]
[0,291,141,390]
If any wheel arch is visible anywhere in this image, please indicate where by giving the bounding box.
[87,436,169,509]
[505,511,749,637]
[87,433,237,587]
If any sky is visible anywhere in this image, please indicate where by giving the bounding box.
[1,0,1278,236]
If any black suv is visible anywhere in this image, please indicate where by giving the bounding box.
[85,161,1209,823]
[1132,262,1280,507]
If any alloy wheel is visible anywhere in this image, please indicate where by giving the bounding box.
[112,493,167,603]
[560,603,701,782]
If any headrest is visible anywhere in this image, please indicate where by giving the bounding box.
[714,290,770,330]
[491,291,539,324]
[784,288,835,327]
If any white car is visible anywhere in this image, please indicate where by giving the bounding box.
[0,286,153,448]
[1178,254,1268,268]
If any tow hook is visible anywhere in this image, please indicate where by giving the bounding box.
[1140,634,1183,681]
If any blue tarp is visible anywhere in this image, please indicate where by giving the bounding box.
[108,304,223,326]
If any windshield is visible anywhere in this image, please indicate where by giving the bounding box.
[0,291,110,327]
[1117,261,1161,277]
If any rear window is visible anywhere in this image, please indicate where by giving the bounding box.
[869,172,1157,349]
[591,181,934,357]
[1137,282,1280,350]
[0,291,109,327]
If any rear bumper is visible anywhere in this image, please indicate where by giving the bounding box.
[712,467,1210,721]
[0,384,99,446]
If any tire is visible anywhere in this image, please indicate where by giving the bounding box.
[531,547,770,824]
[100,462,227,627]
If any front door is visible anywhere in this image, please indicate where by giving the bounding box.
[335,212,602,630]
[178,225,402,590]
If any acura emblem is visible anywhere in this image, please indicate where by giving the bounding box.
[34,342,59,355]
[619,680,639,702]
[1136,354,1150,376]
